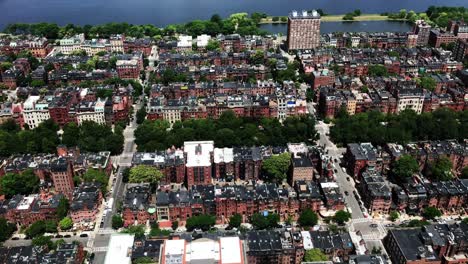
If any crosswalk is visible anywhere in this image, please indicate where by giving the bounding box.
[98,228,117,235]
[91,247,108,252]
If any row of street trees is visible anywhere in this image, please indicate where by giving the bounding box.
[330,108,467,145]
[135,111,317,151]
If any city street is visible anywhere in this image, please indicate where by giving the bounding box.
[309,102,388,254]
[90,96,143,263]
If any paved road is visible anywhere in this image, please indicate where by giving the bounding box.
[91,96,142,263]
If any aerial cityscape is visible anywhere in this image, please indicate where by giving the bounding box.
[0,1,467,264]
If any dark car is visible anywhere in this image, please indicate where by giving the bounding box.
[346,177,350,181]
[11,237,20,240]
[370,224,378,228]
[79,234,88,238]
[55,235,63,238]
[334,169,337,173]
[64,235,71,238]
[344,191,349,196]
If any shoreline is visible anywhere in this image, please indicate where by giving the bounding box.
[259,14,409,24]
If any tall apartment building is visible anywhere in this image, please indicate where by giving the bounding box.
[50,157,75,199]
[414,20,431,46]
[287,10,321,51]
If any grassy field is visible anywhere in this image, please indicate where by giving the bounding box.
[260,14,407,24]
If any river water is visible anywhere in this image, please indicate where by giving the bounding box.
[0,0,467,31]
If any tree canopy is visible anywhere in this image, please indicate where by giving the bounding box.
[298,209,319,227]
[112,215,124,229]
[59,217,73,230]
[62,121,124,155]
[129,165,163,184]
[330,109,466,145]
[135,111,316,151]
[392,155,419,182]
[333,210,351,225]
[304,248,328,262]
[0,218,17,242]
[56,197,69,219]
[423,207,442,220]
[0,169,39,198]
[250,213,279,230]
[0,119,59,156]
[261,153,292,182]
[185,214,216,231]
[26,220,46,238]
[425,157,453,181]
[229,213,242,229]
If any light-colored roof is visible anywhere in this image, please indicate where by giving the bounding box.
[17,196,35,210]
[104,234,135,264]
[184,141,214,167]
[301,231,313,250]
[186,239,220,262]
[164,239,185,256]
[213,147,234,163]
[320,182,339,189]
[220,237,242,264]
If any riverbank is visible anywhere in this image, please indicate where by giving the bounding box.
[259,14,408,24]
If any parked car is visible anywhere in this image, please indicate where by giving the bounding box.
[344,191,349,196]
[346,177,350,181]
[370,224,378,228]
[11,237,19,240]
[80,234,88,238]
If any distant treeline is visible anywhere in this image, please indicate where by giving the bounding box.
[3,13,270,39]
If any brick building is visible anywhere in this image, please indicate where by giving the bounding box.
[287,10,321,51]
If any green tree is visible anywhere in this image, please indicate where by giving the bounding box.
[56,197,69,219]
[129,165,163,184]
[423,207,442,220]
[0,218,17,242]
[0,169,39,198]
[343,14,355,21]
[426,157,453,181]
[333,210,351,225]
[392,155,419,181]
[26,220,46,238]
[261,153,291,182]
[353,9,362,16]
[121,225,145,238]
[61,122,80,147]
[112,215,124,229]
[205,39,220,51]
[82,169,109,193]
[136,107,147,124]
[407,219,430,227]
[122,167,130,183]
[419,76,437,91]
[272,16,280,22]
[298,209,318,227]
[44,220,57,233]
[462,218,468,224]
[59,217,73,230]
[389,211,400,222]
[172,221,179,231]
[250,213,279,230]
[368,65,388,77]
[32,235,53,249]
[304,248,328,262]
[229,213,242,229]
[186,214,216,231]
